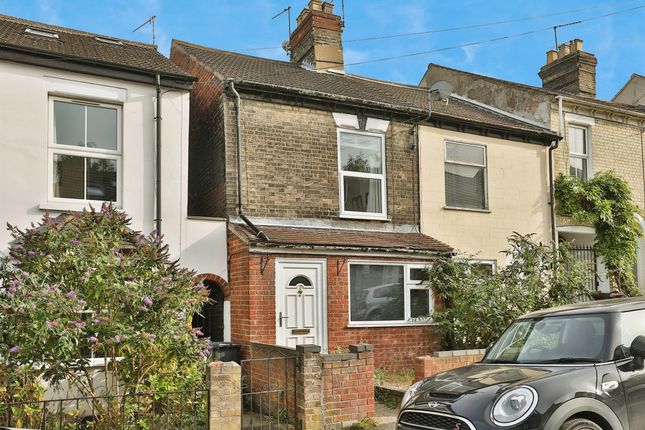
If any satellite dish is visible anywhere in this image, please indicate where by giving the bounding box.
[429,80,453,101]
[281,40,291,54]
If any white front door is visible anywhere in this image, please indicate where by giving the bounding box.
[275,259,327,351]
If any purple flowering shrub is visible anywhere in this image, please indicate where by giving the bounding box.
[0,204,209,404]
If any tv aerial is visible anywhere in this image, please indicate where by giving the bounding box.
[272,6,291,54]
[133,15,157,48]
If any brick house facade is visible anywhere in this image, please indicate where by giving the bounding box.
[171,1,558,369]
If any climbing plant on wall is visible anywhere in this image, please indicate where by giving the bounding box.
[555,171,642,296]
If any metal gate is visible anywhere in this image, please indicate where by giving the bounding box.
[569,245,598,301]
[241,355,297,429]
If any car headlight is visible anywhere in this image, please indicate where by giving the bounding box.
[491,386,538,427]
[401,380,424,407]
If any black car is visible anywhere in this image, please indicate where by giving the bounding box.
[398,297,645,430]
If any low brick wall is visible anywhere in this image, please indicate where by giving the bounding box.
[322,344,375,428]
[414,349,486,382]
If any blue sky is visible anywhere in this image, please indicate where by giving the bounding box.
[2,0,644,100]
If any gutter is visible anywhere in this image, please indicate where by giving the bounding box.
[0,43,195,89]
[228,81,268,242]
[232,80,559,143]
[557,94,645,120]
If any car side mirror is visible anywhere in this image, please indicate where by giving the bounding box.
[630,335,645,359]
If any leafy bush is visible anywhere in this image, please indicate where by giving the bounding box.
[429,233,591,349]
[555,171,642,296]
[0,204,209,428]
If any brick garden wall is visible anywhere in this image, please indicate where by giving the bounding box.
[414,349,486,382]
[322,344,375,428]
[245,343,374,429]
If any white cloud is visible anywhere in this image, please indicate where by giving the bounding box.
[461,45,477,65]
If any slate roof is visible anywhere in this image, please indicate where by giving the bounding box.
[172,40,559,138]
[231,223,453,255]
[427,63,645,116]
[0,14,192,80]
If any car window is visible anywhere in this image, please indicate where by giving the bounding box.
[618,310,645,359]
[485,315,607,364]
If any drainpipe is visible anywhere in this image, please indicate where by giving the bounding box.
[228,81,268,241]
[155,74,162,236]
[548,140,559,245]
[557,95,564,136]
[550,95,566,247]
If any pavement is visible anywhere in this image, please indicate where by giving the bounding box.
[373,400,398,430]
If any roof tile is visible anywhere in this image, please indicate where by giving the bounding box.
[0,14,191,79]
[233,224,453,254]
[172,40,558,137]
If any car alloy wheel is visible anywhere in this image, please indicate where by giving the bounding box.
[560,418,603,430]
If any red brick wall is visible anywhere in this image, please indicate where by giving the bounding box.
[414,351,485,382]
[322,345,375,427]
[227,231,441,369]
[170,45,228,217]
[326,257,442,371]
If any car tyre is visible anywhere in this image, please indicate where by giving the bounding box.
[560,418,603,430]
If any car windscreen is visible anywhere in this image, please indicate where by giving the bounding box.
[483,314,608,364]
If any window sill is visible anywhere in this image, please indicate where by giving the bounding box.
[39,201,120,212]
[347,321,436,328]
[339,214,390,222]
[443,206,491,214]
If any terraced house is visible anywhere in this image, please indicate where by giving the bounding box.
[172,0,559,368]
[0,14,228,325]
[424,38,645,294]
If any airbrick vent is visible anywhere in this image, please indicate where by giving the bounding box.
[25,26,59,39]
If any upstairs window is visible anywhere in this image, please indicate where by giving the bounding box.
[338,130,386,219]
[569,126,589,180]
[445,141,488,210]
[49,98,121,204]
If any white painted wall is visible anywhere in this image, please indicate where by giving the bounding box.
[0,60,226,280]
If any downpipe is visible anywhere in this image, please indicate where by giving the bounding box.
[229,81,268,242]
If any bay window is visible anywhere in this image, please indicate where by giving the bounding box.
[349,263,432,325]
[49,97,121,204]
[338,130,386,219]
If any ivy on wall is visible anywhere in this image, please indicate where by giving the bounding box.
[554,171,642,296]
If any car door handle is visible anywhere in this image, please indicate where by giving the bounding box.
[278,312,289,327]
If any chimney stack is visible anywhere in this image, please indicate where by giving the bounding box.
[538,39,597,98]
[289,0,344,71]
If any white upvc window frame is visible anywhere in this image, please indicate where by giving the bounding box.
[347,261,433,327]
[468,259,497,276]
[337,129,387,220]
[568,125,591,181]
[47,96,123,207]
[444,140,488,211]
